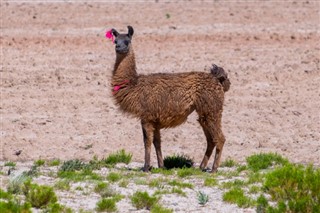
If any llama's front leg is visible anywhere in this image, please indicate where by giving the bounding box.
[211,131,225,173]
[141,121,154,172]
[153,128,164,169]
[199,120,215,171]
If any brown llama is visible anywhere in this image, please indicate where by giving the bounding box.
[110,26,230,172]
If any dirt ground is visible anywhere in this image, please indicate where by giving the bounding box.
[1,1,319,168]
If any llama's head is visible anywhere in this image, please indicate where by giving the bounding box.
[111,26,134,54]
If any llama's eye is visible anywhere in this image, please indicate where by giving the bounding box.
[124,40,129,45]
[114,40,118,44]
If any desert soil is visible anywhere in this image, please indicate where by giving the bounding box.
[1,1,320,167]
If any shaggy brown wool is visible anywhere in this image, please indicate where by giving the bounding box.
[110,26,230,172]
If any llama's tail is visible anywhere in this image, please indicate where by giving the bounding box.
[209,64,230,92]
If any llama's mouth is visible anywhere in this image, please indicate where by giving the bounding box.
[115,48,129,54]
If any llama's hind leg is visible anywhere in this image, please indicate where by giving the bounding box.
[153,128,164,169]
[141,121,154,172]
[211,129,225,172]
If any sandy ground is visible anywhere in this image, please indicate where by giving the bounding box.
[1,1,320,169]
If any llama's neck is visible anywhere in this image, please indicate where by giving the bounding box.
[112,48,138,84]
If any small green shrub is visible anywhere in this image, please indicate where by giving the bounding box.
[263,163,320,213]
[104,149,132,165]
[106,172,121,182]
[151,204,173,213]
[23,180,58,208]
[118,179,129,188]
[197,191,209,206]
[220,179,246,189]
[163,154,194,169]
[0,189,12,200]
[246,152,288,172]
[223,187,254,208]
[131,191,160,210]
[59,159,86,172]
[34,159,45,167]
[171,187,186,197]
[220,158,238,167]
[151,168,174,176]
[45,203,73,213]
[0,199,31,212]
[96,198,117,212]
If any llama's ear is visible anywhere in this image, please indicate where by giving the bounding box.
[111,29,119,37]
[127,26,134,37]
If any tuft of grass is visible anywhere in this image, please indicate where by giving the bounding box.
[23,180,58,208]
[104,149,132,165]
[246,152,288,172]
[204,177,218,187]
[149,178,165,189]
[151,204,173,213]
[57,169,102,182]
[47,159,61,167]
[249,185,261,194]
[247,171,264,184]
[0,198,32,212]
[118,179,129,188]
[170,187,186,197]
[236,165,247,173]
[34,159,45,167]
[197,191,209,206]
[177,167,202,178]
[256,194,269,213]
[223,187,255,208]
[96,198,117,212]
[131,191,160,210]
[168,180,193,189]
[45,203,73,213]
[54,180,71,191]
[220,179,246,189]
[4,161,16,167]
[220,158,238,167]
[151,168,174,176]
[163,154,194,169]
[263,163,320,213]
[7,173,31,194]
[106,172,121,183]
[59,159,86,172]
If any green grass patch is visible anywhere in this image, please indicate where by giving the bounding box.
[220,158,238,167]
[220,179,246,189]
[0,199,32,213]
[168,179,193,189]
[204,177,218,187]
[150,204,173,213]
[263,163,320,213]
[4,161,16,167]
[131,191,160,210]
[96,198,117,212]
[106,172,122,183]
[223,187,255,208]
[54,179,71,191]
[177,167,202,178]
[104,149,132,165]
[246,152,288,172]
[57,169,102,182]
[47,159,61,167]
[151,168,174,176]
[34,159,45,167]
[59,159,86,172]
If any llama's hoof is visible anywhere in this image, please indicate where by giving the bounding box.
[201,167,211,173]
[141,166,153,172]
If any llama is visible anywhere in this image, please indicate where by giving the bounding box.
[110,26,230,172]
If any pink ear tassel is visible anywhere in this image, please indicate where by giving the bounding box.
[105,29,114,43]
